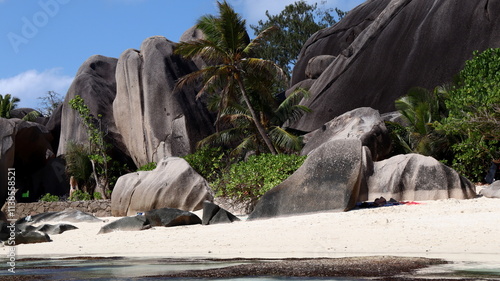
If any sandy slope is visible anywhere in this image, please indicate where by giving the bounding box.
[4,197,500,264]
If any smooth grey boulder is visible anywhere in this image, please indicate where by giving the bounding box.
[202,201,240,225]
[479,181,500,199]
[113,36,214,168]
[305,55,336,79]
[145,208,201,227]
[301,107,391,161]
[98,215,149,234]
[179,26,206,70]
[57,55,128,163]
[45,104,62,153]
[15,231,51,244]
[248,139,368,220]
[365,154,476,201]
[111,157,214,216]
[290,0,500,132]
[10,108,46,125]
[33,224,78,235]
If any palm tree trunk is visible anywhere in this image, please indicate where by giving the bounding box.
[236,77,278,155]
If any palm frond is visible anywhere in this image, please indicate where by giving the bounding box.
[268,126,303,152]
[273,88,311,124]
[230,135,258,157]
[243,25,279,54]
[196,14,220,43]
[216,0,249,53]
[243,58,287,83]
[197,126,247,148]
[176,40,228,65]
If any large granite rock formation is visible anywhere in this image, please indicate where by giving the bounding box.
[364,154,476,201]
[111,157,214,216]
[179,26,206,70]
[57,55,128,161]
[301,107,391,161]
[45,104,62,154]
[0,119,17,204]
[10,108,47,125]
[0,118,62,203]
[249,139,476,220]
[248,139,368,220]
[290,0,500,132]
[113,36,214,168]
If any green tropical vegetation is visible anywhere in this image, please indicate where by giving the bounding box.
[39,193,60,202]
[0,93,40,121]
[182,146,227,183]
[197,88,311,157]
[65,141,94,189]
[69,190,92,201]
[174,1,319,207]
[0,94,20,118]
[137,162,157,172]
[175,0,290,155]
[68,95,113,199]
[390,86,450,158]
[439,48,500,181]
[250,0,346,78]
[391,48,500,182]
[211,153,306,209]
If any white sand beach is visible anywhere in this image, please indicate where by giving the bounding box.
[5,195,500,265]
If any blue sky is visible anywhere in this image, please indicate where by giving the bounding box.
[0,0,364,109]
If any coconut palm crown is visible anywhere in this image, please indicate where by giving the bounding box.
[0,94,20,119]
[175,0,287,155]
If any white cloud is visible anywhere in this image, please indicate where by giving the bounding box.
[0,68,73,109]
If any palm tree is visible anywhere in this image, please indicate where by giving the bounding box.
[175,0,286,155]
[0,94,20,118]
[198,88,311,157]
[0,93,41,121]
[393,86,449,156]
